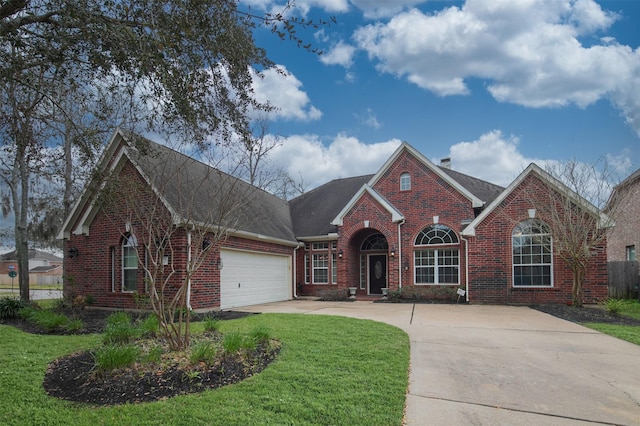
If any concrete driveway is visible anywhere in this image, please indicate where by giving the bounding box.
[235,300,640,425]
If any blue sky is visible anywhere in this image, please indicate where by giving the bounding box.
[241,0,640,189]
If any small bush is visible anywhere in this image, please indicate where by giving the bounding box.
[94,345,140,371]
[63,318,84,334]
[0,297,26,319]
[250,325,271,344]
[603,298,626,316]
[318,288,348,301]
[222,331,246,353]
[103,312,141,344]
[27,310,69,332]
[203,317,220,332]
[190,341,217,365]
[137,315,159,337]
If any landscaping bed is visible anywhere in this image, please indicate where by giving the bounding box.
[532,303,640,326]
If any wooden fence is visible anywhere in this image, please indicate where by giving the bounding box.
[608,261,639,299]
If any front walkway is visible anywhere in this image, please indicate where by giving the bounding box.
[236,300,640,425]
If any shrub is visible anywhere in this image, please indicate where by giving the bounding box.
[190,341,217,365]
[603,298,626,316]
[203,317,220,332]
[318,288,348,301]
[250,325,271,344]
[103,312,141,344]
[222,331,246,353]
[0,297,26,319]
[137,314,159,337]
[63,318,84,334]
[27,310,69,332]
[94,345,140,371]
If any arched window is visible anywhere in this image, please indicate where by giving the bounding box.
[512,220,553,287]
[415,224,459,245]
[400,173,411,191]
[414,225,459,284]
[122,234,138,292]
[361,233,388,251]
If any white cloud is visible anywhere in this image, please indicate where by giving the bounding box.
[320,40,356,67]
[356,108,381,129]
[269,134,401,188]
[352,0,640,135]
[445,130,534,187]
[350,0,425,19]
[251,66,322,121]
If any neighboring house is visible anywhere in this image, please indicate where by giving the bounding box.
[0,249,63,285]
[607,168,640,262]
[58,129,609,311]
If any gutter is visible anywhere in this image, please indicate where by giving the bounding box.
[397,219,405,290]
[461,235,470,303]
[186,230,193,311]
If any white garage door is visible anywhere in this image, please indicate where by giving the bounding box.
[220,249,292,310]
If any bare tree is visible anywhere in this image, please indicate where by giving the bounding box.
[97,136,256,350]
[523,160,616,307]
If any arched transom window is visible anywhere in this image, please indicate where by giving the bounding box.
[512,220,553,287]
[414,224,459,285]
[415,224,459,245]
[361,233,388,251]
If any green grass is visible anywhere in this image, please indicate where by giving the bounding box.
[0,314,409,425]
[586,300,640,346]
[584,323,640,345]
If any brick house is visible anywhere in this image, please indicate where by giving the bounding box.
[59,129,609,311]
[607,168,640,262]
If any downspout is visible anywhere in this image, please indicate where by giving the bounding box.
[293,245,299,299]
[186,230,193,311]
[397,219,405,289]
[461,235,470,303]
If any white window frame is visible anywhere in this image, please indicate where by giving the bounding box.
[331,252,337,284]
[512,220,553,288]
[414,249,459,285]
[122,234,138,292]
[400,172,411,191]
[312,253,329,284]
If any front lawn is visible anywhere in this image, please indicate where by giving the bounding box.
[583,323,640,345]
[0,313,409,426]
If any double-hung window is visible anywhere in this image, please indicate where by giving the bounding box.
[312,242,329,284]
[122,234,138,292]
[414,224,459,285]
[512,220,553,287]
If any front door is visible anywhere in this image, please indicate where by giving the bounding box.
[368,254,387,295]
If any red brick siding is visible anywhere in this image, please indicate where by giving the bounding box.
[64,159,295,311]
[607,179,640,261]
[467,175,608,304]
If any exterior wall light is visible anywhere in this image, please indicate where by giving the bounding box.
[67,247,79,258]
[390,247,396,257]
[338,249,343,259]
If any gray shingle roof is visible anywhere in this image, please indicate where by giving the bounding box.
[439,167,504,204]
[289,175,374,237]
[125,136,297,244]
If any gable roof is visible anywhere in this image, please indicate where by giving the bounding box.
[59,129,298,246]
[462,163,612,236]
[370,142,486,208]
[331,184,405,227]
[439,167,504,206]
[289,175,373,238]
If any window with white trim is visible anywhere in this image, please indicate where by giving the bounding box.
[304,254,309,284]
[414,224,459,285]
[512,220,553,287]
[122,234,138,292]
[332,253,337,284]
[312,253,329,284]
[400,173,411,191]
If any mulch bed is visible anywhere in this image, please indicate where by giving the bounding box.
[531,304,640,326]
[1,308,280,406]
